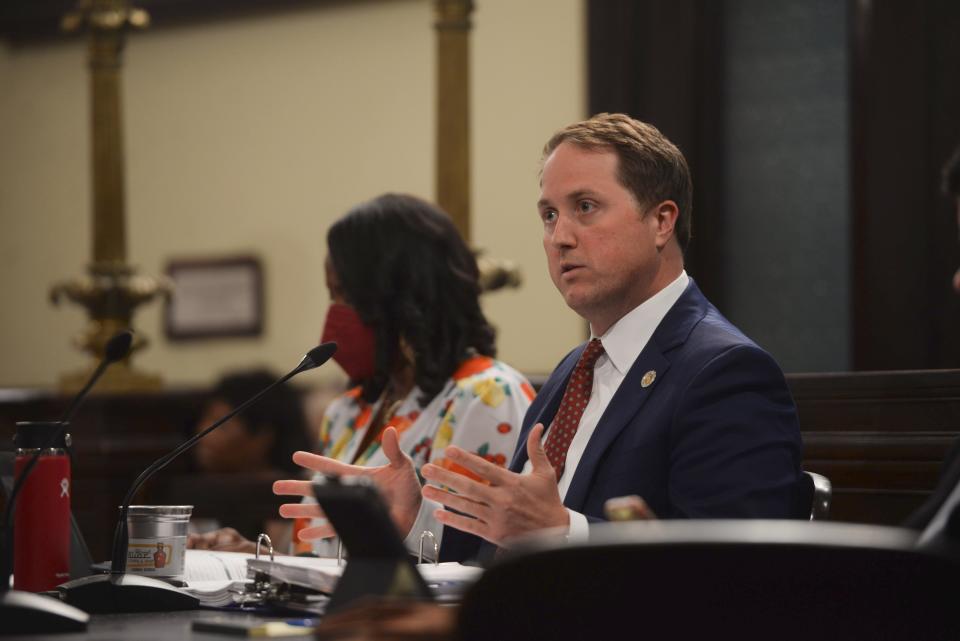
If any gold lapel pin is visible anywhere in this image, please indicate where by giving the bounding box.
[641,370,657,388]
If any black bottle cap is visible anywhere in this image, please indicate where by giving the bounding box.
[13,421,70,449]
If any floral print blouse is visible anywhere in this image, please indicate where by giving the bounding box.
[318,355,535,479]
[305,355,535,556]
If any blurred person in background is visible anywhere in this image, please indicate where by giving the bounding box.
[184,370,313,549]
[192,370,312,477]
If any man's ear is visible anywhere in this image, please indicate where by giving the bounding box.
[652,201,680,250]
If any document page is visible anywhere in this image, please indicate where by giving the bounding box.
[183,549,255,582]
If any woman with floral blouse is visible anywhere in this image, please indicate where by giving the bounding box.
[188,194,533,555]
[301,193,534,554]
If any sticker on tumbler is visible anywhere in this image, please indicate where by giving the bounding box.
[127,537,185,576]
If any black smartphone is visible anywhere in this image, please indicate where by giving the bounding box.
[311,475,409,559]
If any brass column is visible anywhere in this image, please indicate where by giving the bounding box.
[51,0,168,391]
[88,3,129,271]
[434,0,473,244]
[433,0,521,291]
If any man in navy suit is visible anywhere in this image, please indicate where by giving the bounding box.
[277,113,802,559]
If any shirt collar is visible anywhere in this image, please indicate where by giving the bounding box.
[592,270,689,376]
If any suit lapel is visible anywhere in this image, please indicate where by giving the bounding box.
[562,279,710,511]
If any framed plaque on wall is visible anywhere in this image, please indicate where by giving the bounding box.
[164,255,264,340]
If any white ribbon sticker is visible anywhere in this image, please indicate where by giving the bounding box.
[60,478,70,498]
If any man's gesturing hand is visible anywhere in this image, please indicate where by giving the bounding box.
[272,426,422,542]
[420,423,568,547]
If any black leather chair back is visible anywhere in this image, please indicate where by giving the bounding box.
[458,521,959,641]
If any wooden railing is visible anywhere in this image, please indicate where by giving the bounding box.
[788,369,960,525]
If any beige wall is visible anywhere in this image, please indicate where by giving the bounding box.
[0,0,585,389]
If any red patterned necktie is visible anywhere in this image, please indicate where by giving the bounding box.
[543,338,606,480]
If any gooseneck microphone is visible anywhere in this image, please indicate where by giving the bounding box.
[1,330,133,634]
[58,342,337,614]
[110,341,337,573]
[59,332,135,426]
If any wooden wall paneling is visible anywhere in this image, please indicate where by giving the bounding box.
[849,0,960,370]
[849,0,928,371]
[927,0,960,369]
[587,0,726,306]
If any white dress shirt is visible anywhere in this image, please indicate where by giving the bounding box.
[407,270,689,553]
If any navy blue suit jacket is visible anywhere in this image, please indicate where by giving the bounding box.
[440,279,802,561]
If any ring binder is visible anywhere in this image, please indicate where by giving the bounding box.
[418,531,438,565]
[255,533,274,562]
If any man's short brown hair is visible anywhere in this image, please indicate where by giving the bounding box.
[542,113,693,252]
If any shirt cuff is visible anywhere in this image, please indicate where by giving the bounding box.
[403,498,444,561]
[566,508,590,543]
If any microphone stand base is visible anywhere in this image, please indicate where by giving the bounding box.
[0,589,90,635]
[57,573,198,614]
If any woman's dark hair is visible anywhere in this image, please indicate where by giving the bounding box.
[207,370,312,475]
[327,193,496,406]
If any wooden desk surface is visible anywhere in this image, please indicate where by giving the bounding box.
[13,609,310,641]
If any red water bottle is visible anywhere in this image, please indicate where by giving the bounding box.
[13,421,72,592]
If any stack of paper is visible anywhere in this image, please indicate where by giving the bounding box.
[182,579,251,607]
[183,549,253,582]
[419,563,484,601]
[180,549,255,607]
[247,556,344,593]
[248,557,482,601]
[180,549,484,608]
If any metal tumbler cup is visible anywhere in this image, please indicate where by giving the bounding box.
[125,505,193,578]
